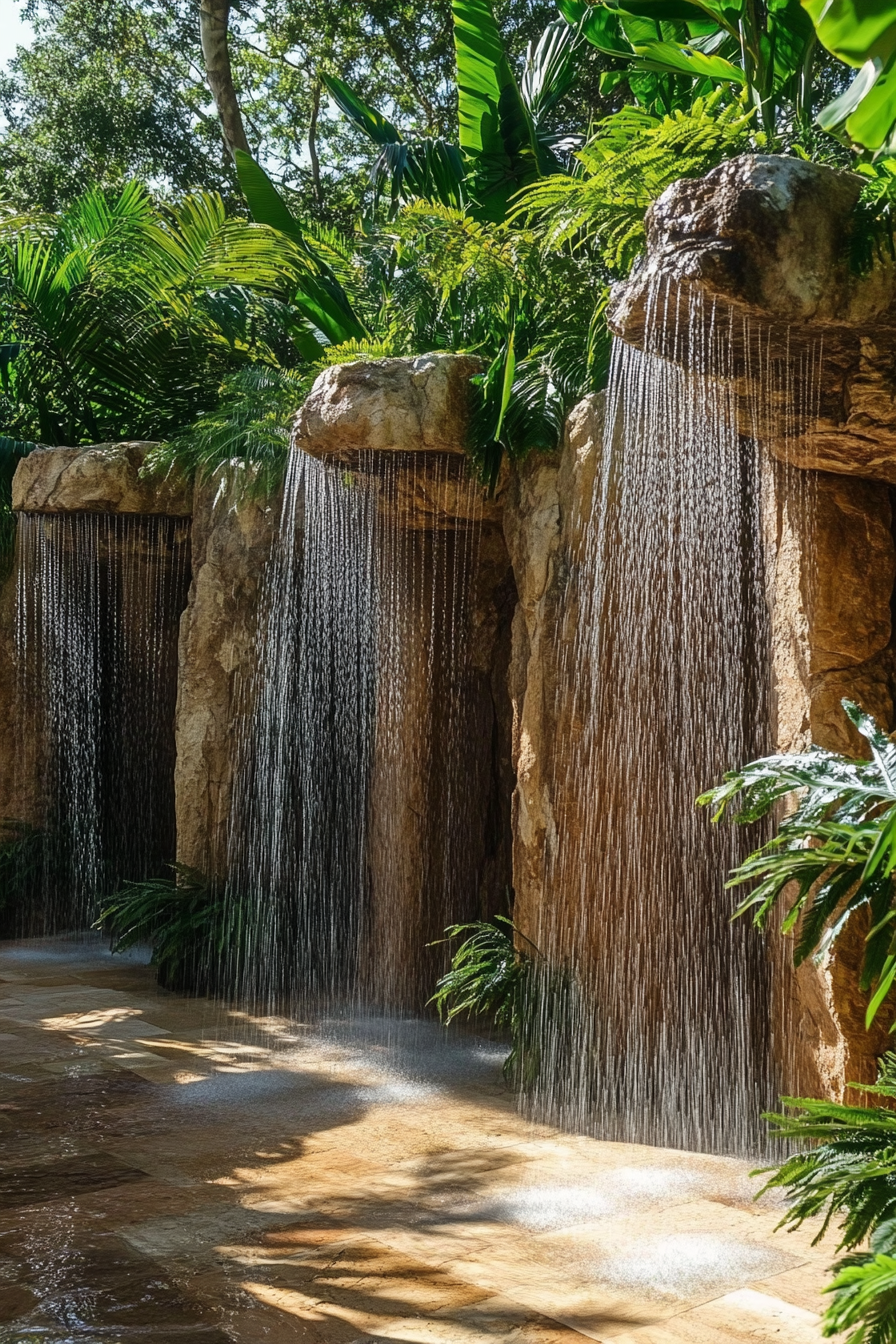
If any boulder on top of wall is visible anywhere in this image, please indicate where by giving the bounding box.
[608,155,896,485]
[293,353,482,460]
[12,443,192,515]
[609,155,878,341]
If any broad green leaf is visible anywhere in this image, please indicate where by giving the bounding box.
[632,38,746,81]
[234,150,304,244]
[321,73,401,146]
[452,0,542,220]
[494,328,516,441]
[557,0,635,58]
[802,0,896,69]
[868,954,896,1027]
[614,0,742,33]
[846,53,896,155]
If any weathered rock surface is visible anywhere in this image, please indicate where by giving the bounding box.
[0,553,41,835]
[610,155,874,339]
[503,394,602,949]
[13,443,192,515]
[294,354,482,460]
[765,459,896,1096]
[174,477,278,878]
[610,156,896,486]
[362,517,516,1009]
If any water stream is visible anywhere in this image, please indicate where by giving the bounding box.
[224,449,488,1013]
[15,512,190,932]
[521,284,823,1153]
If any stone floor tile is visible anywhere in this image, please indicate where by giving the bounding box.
[749,1261,834,1313]
[672,1288,825,1343]
[0,941,840,1343]
[0,1150,150,1211]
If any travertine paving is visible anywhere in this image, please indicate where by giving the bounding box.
[0,937,837,1342]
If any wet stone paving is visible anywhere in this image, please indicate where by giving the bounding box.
[0,937,837,1342]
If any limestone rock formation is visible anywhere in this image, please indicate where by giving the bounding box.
[294,353,482,460]
[13,443,192,515]
[174,475,279,878]
[503,394,602,946]
[0,559,41,834]
[610,155,896,487]
[610,155,872,337]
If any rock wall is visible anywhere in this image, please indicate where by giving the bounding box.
[502,395,601,951]
[766,463,896,1095]
[604,153,896,1103]
[173,476,279,879]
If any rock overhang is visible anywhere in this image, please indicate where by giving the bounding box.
[608,154,896,484]
[12,442,193,516]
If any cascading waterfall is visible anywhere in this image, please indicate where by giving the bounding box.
[225,448,485,1013]
[15,512,191,932]
[523,283,821,1154]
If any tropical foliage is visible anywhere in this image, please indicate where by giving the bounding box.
[517,91,755,274]
[0,183,314,446]
[758,1056,896,1344]
[803,0,896,158]
[0,0,589,220]
[96,864,247,994]
[557,0,817,138]
[699,699,896,1032]
[430,915,537,1084]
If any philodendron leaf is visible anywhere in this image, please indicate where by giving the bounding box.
[632,39,746,82]
[803,0,896,153]
[802,0,896,69]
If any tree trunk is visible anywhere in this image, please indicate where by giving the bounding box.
[309,81,323,206]
[199,0,250,158]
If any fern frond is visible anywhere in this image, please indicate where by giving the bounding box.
[514,93,755,274]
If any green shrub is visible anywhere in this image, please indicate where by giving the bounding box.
[0,820,44,936]
[96,863,247,994]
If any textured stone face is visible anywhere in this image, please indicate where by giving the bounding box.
[293,354,482,460]
[609,155,896,487]
[173,477,279,878]
[12,443,192,515]
[503,394,602,951]
[610,155,873,338]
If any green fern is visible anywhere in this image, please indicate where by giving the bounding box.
[429,916,573,1088]
[96,863,248,994]
[515,93,756,275]
[758,1065,896,1344]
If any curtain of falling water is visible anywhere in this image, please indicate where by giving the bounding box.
[15,512,191,932]
[223,450,378,1008]
[524,285,778,1154]
[363,451,483,1009]
[224,449,484,1013]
